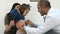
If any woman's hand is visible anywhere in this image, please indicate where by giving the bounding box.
[9,20,15,27]
[5,20,15,32]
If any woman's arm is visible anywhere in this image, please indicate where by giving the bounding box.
[5,25,11,32]
[5,20,15,32]
[4,14,15,32]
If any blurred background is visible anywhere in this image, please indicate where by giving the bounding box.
[0,0,60,34]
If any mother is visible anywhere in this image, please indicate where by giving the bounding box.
[4,3,21,34]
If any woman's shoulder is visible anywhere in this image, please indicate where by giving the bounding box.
[7,13,10,15]
[5,13,13,20]
[5,13,10,17]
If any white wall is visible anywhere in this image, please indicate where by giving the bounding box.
[49,0,60,9]
[0,0,60,34]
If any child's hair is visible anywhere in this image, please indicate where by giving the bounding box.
[20,3,31,14]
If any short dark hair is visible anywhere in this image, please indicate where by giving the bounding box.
[20,3,31,14]
[11,3,21,11]
[39,0,51,8]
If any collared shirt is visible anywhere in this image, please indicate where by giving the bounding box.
[24,8,60,34]
[43,15,46,22]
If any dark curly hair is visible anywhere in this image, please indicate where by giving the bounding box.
[11,3,21,11]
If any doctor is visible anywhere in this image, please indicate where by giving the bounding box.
[24,0,60,34]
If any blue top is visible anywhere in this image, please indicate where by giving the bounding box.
[10,9,25,23]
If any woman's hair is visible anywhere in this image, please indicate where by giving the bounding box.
[4,13,13,25]
[11,3,21,11]
[20,3,31,14]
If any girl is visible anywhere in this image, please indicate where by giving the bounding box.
[10,3,31,34]
[16,4,31,34]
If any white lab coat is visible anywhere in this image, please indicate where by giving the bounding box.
[24,8,60,34]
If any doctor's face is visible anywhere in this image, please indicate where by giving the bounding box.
[37,3,46,16]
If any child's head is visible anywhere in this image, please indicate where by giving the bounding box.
[16,20,25,29]
[20,3,31,16]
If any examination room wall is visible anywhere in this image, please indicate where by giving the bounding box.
[0,0,60,34]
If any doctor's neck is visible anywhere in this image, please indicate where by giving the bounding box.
[45,7,51,15]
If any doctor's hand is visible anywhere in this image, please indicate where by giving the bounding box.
[25,20,32,25]
[25,20,37,28]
